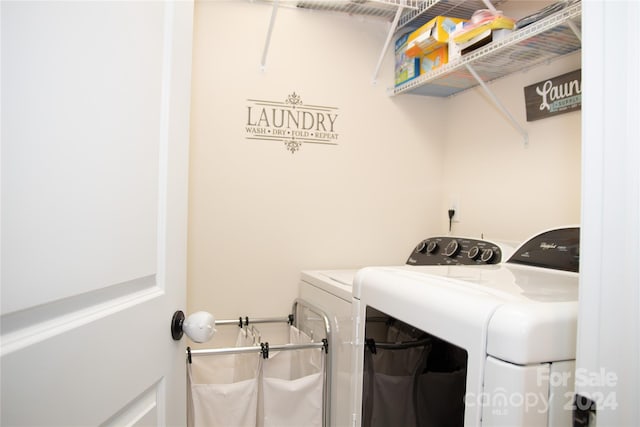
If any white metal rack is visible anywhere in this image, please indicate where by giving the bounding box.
[256,0,582,145]
[258,0,503,79]
[260,0,500,26]
[266,0,423,20]
[257,0,495,71]
[393,1,582,97]
[370,0,505,81]
[186,299,332,427]
[398,0,505,28]
[394,1,581,145]
[257,0,581,90]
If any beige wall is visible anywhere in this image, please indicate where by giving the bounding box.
[188,1,446,318]
[440,53,581,243]
[188,1,581,319]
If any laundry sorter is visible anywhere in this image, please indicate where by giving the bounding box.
[185,299,331,427]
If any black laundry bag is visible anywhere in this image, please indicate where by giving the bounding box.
[362,322,467,427]
[415,336,467,427]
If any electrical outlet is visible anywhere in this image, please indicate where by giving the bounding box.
[449,196,461,222]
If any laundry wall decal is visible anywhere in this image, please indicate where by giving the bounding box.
[245,92,340,153]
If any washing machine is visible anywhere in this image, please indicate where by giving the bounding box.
[352,226,580,427]
[299,235,515,427]
[299,269,358,427]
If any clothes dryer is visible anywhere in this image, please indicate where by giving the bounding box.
[299,235,515,426]
[352,227,580,426]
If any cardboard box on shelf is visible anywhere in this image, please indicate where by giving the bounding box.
[449,28,513,61]
[406,16,468,58]
[421,45,448,74]
[448,14,515,60]
[395,31,421,86]
[452,14,515,44]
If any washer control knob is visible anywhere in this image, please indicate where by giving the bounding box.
[426,241,438,254]
[480,248,495,263]
[443,240,460,257]
[415,241,427,253]
[468,246,481,260]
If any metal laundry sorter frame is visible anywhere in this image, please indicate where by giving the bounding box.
[186,298,332,427]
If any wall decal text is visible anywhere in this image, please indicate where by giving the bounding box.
[245,92,339,153]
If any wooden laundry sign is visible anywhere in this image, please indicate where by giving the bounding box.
[524,69,581,122]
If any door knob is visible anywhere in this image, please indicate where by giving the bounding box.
[171,310,216,343]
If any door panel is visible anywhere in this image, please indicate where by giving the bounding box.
[2,0,163,314]
[1,1,194,425]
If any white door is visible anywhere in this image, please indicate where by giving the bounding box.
[1,1,193,425]
[577,1,640,425]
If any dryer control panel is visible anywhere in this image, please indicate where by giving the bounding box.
[406,237,506,266]
[507,226,580,273]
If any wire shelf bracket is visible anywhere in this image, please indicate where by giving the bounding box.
[372,3,405,84]
[260,0,280,71]
[465,63,528,146]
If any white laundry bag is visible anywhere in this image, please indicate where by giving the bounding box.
[188,328,261,427]
[261,326,324,427]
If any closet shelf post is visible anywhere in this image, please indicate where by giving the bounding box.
[372,2,404,84]
[260,0,279,71]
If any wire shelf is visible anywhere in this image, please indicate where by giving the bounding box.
[256,0,581,99]
[265,0,502,24]
[398,0,507,29]
[393,1,582,97]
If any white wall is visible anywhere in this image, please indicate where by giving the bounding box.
[187,1,582,319]
[188,1,446,319]
[440,52,582,243]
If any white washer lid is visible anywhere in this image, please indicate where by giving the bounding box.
[354,264,579,364]
[300,269,357,302]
